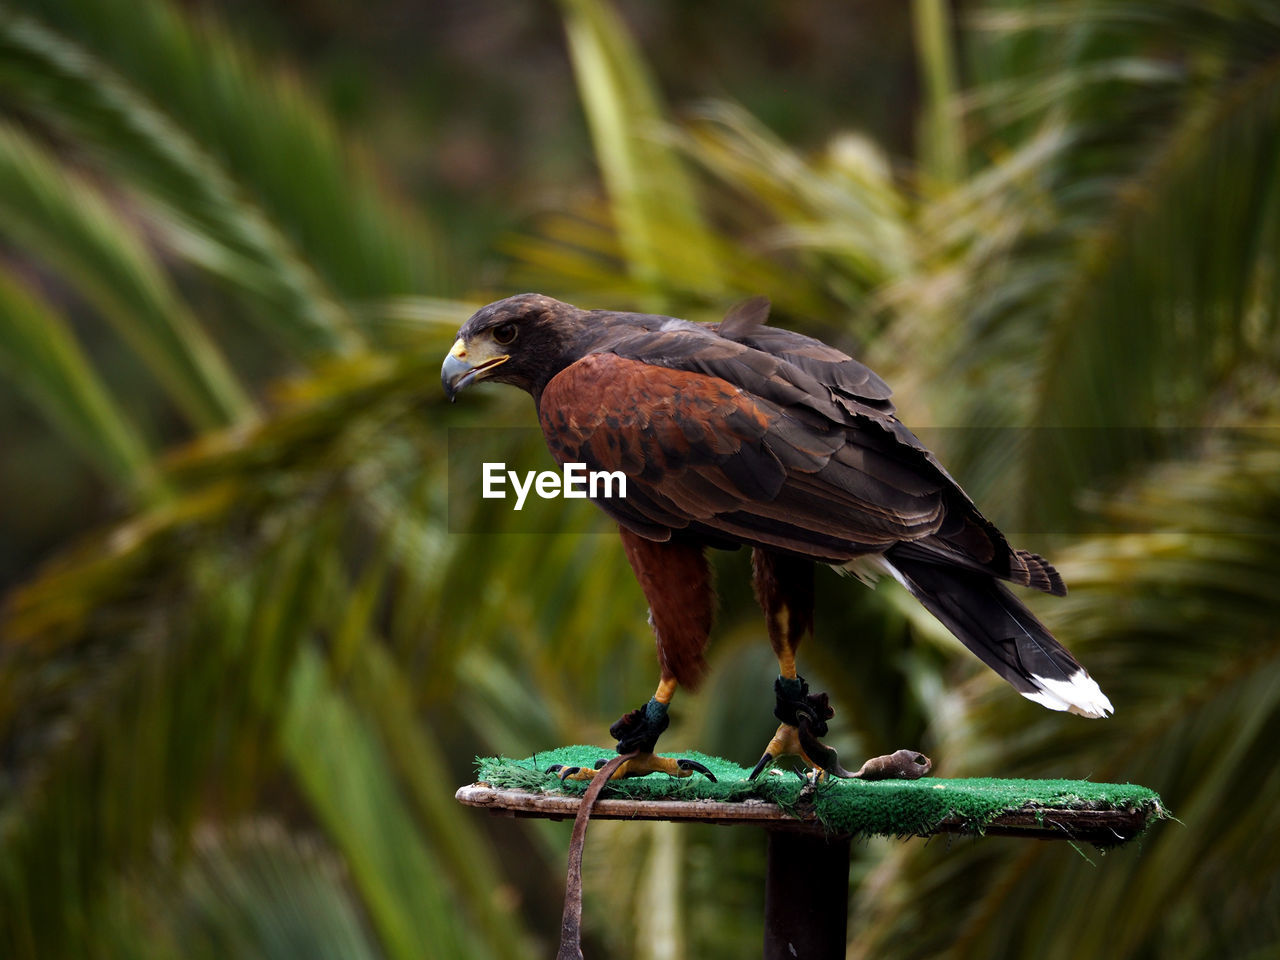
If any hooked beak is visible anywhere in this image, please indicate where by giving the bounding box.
[441,338,509,402]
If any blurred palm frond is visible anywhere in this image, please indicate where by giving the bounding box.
[1,0,1278,958]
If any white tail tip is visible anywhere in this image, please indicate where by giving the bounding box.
[1021,670,1114,718]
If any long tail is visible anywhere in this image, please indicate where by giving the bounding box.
[884,549,1113,718]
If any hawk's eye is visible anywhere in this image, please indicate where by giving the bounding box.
[493,322,518,345]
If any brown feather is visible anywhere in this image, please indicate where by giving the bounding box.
[751,549,815,658]
[619,528,714,689]
[539,353,949,558]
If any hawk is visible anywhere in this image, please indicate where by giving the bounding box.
[442,294,1112,781]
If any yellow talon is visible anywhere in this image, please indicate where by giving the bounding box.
[553,753,715,782]
[751,721,826,780]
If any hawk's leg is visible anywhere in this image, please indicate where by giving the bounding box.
[748,549,857,780]
[548,678,715,781]
[547,531,717,783]
[751,675,856,778]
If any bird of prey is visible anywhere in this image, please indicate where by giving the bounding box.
[442,294,1113,781]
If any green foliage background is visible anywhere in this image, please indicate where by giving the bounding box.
[1,1,1278,957]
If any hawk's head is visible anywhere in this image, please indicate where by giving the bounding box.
[442,293,589,401]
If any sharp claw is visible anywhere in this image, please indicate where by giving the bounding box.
[557,766,582,781]
[546,764,563,775]
[675,758,717,782]
[593,757,611,770]
[747,752,773,781]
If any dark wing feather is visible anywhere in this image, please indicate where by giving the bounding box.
[585,320,1063,594]
[541,308,1064,592]
[717,296,772,336]
[712,298,893,409]
[538,353,946,561]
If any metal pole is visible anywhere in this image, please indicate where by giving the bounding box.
[763,830,851,960]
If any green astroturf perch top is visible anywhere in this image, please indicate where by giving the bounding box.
[477,749,1166,841]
